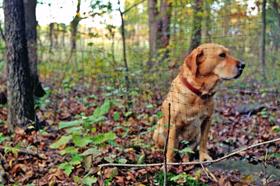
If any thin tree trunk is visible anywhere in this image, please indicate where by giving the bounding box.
[70,0,81,51]
[118,0,131,109]
[260,0,266,79]
[0,21,7,105]
[204,0,211,42]
[148,0,159,64]
[61,23,66,47]
[271,0,280,51]
[24,0,45,97]
[4,0,35,132]
[189,0,203,52]
[49,22,54,52]
[158,0,172,60]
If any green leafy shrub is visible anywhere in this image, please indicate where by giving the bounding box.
[50,99,116,181]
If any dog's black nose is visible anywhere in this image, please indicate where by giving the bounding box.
[238,62,245,69]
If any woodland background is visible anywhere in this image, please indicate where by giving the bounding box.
[0,0,280,185]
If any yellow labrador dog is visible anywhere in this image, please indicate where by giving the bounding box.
[153,43,245,163]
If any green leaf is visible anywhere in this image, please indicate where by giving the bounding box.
[81,147,101,157]
[70,154,83,165]
[179,147,194,155]
[270,153,280,158]
[60,147,78,155]
[118,158,127,164]
[59,162,74,176]
[0,133,8,143]
[137,154,145,164]
[170,172,194,182]
[113,112,120,121]
[3,146,20,156]
[124,111,133,118]
[93,99,111,118]
[50,135,72,149]
[83,176,97,185]
[146,104,154,109]
[92,132,116,145]
[73,135,92,147]
[59,119,83,129]
[66,126,83,134]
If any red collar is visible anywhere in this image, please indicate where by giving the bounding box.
[180,76,215,100]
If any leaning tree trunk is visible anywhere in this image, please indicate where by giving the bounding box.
[4,0,35,132]
[24,0,45,97]
[189,0,203,52]
[148,0,159,64]
[70,0,81,51]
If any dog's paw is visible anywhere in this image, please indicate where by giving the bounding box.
[199,152,213,162]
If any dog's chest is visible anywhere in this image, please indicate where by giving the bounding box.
[178,112,208,143]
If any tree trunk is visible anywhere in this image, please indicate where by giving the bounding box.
[70,0,81,51]
[260,0,266,79]
[271,0,280,51]
[49,22,54,52]
[204,0,212,42]
[118,1,131,109]
[189,0,203,52]
[24,0,45,97]
[148,0,159,63]
[0,92,7,105]
[4,0,35,132]
[61,23,66,47]
[158,0,172,60]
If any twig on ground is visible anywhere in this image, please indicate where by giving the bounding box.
[163,103,171,186]
[0,146,47,160]
[200,162,218,183]
[98,137,280,169]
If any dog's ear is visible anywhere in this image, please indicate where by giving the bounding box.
[185,48,203,76]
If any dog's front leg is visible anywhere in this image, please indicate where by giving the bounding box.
[199,116,212,161]
[166,124,177,163]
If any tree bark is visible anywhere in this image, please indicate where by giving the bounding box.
[148,0,159,63]
[70,0,81,51]
[118,1,131,109]
[49,22,54,52]
[271,0,280,51]
[158,0,172,60]
[189,0,203,52]
[4,0,35,131]
[260,0,266,79]
[204,0,212,42]
[24,0,45,97]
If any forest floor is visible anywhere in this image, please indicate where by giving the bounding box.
[0,79,280,186]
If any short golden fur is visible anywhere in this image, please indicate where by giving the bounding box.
[153,43,245,163]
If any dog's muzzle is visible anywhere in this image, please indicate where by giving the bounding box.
[234,61,245,79]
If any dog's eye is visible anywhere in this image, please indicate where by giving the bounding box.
[219,53,226,58]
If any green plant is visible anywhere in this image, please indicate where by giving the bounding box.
[35,86,51,109]
[0,132,8,143]
[176,140,194,157]
[50,99,117,178]
[154,171,205,186]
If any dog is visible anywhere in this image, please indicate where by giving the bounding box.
[153,43,245,163]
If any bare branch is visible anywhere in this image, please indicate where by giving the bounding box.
[123,0,146,14]
[99,137,280,169]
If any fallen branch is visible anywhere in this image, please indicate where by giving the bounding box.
[0,146,47,160]
[99,137,280,168]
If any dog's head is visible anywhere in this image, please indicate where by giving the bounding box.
[184,43,245,80]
